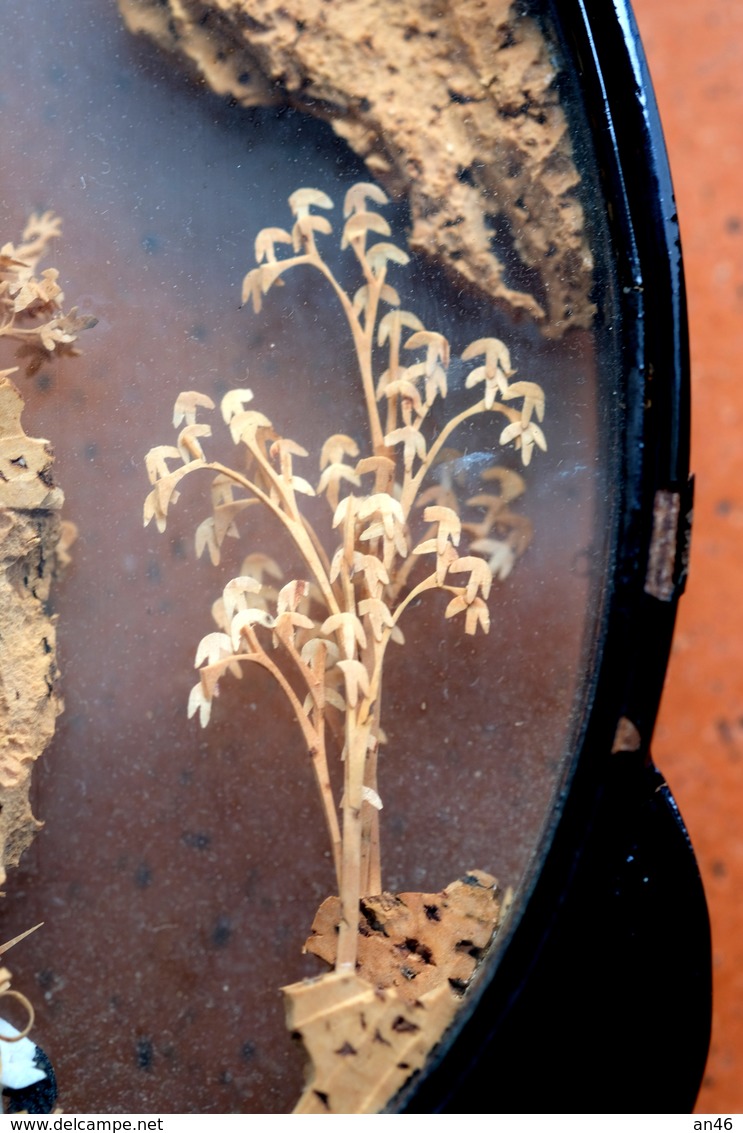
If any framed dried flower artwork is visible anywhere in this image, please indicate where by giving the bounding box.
[0,0,708,1115]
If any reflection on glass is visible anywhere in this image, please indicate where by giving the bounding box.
[0,0,608,1113]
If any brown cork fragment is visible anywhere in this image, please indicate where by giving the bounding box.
[611,715,642,754]
[645,488,682,602]
[287,870,503,1111]
[283,969,460,1114]
[0,374,64,884]
[0,213,93,885]
[119,0,595,335]
[304,870,504,1004]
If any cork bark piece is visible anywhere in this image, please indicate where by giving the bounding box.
[0,375,64,885]
[304,869,504,1004]
[119,0,595,335]
[0,213,94,886]
[283,970,460,1114]
[286,871,503,1112]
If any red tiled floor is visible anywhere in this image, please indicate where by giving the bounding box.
[632,0,743,1115]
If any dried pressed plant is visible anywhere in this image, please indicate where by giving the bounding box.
[144,182,546,987]
[1,212,96,377]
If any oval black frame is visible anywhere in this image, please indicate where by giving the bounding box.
[397,0,711,1114]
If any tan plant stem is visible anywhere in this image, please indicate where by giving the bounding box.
[208,460,341,618]
[361,709,383,897]
[238,629,342,888]
[304,238,387,457]
[356,634,385,895]
[399,400,519,517]
[277,637,342,886]
[336,707,373,970]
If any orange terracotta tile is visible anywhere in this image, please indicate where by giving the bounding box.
[632,0,743,1114]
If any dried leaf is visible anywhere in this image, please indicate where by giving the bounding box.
[422,505,461,552]
[292,212,333,251]
[336,659,370,706]
[222,575,262,621]
[289,187,334,216]
[144,444,181,485]
[445,594,491,634]
[173,390,215,428]
[404,328,450,371]
[255,227,293,263]
[231,607,274,651]
[177,422,211,462]
[448,555,493,602]
[502,379,546,424]
[384,423,426,470]
[194,516,221,565]
[377,308,424,348]
[320,434,359,469]
[239,553,283,585]
[194,632,233,668]
[343,181,389,217]
[341,210,391,249]
[361,785,383,810]
[220,388,255,424]
[470,537,516,580]
[229,409,272,446]
[322,612,367,660]
[358,597,394,641]
[366,242,410,274]
[277,579,310,614]
[499,419,547,465]
[241,267,264,312]
[187,682,212,728]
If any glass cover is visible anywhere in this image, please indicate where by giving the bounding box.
[0,0,617,1113]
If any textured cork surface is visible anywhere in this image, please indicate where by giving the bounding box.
[119,0,595,335]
